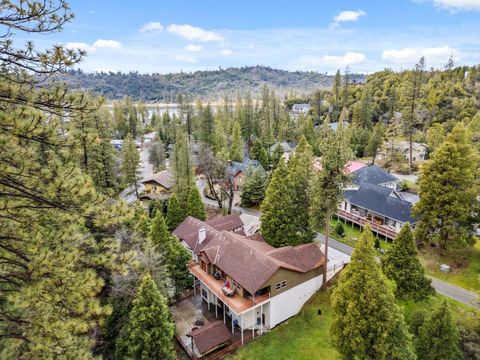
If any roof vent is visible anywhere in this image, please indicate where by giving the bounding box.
[198,227,207,245]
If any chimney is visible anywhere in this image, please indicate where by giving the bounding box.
[198,227,206,245]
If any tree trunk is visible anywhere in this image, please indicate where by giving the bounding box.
[322,208,330,289]
[409,134,413,174]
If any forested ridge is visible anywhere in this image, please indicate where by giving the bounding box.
[58,66,366,101]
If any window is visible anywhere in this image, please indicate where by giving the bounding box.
[275,280,287,290]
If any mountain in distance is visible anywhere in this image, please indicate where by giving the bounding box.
[59,65,366,101]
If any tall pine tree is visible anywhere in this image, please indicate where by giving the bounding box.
[241,166,268,207]
[187,185,207,220]
[121,133,141,197]
[115,273,176,360]
[230,120,244,162]
[331,226,415,360]
[165,193,185,231]
[381,223,434,301]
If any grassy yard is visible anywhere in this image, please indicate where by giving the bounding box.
[329,218,391,251]
[419,239,480,294]
[229,287,479,360]
[229,290,339,360]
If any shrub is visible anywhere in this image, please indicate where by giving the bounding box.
[335,222,345,237]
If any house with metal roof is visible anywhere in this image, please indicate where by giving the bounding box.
[173,216,327,346]
[337,165,418,239]
[226,159,261,191]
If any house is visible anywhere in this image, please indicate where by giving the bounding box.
[268,141,296,155]
[139,169,174,201]
[336,165,419,239]
[291,103,310,118]
[328,121,349,132]
[377,141,428,162]
[205,213,245,235]
[226,160,261,191]
[173,216,325,345]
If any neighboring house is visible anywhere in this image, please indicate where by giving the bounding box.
[173,216,325,345]
[205,213,245,235]
[337,164,419,239]
[328,121,349,132]
[268,141,296,155]
[226,160,261,191]
[139,169,174,201]
[291,103,310,118]
[377,141,428,162]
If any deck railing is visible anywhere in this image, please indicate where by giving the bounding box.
[336,209,398,239]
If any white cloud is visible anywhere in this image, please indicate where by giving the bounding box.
[65,40,122,53]
[433,0,480,10]
[185,44,203,52]
[219,49,233,56]
[332,10,366,27]
[66,42,92,52]
[300,52,367,68]
[167,24,224,42]
[140,21,164,33]
[172,54,198,63]
[382,46,461,65]
[93,39,122,50]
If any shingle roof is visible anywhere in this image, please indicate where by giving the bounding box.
[187,320,231,355]
[344,183,417,223]
[141,169,175,189]
[205,214,244,232]
[173,216,325,294]
[227,160,260,177]
[352,165,398,186]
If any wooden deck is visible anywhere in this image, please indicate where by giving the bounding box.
[336,209,398,239]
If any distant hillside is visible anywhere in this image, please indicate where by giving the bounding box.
[58,66,366,101]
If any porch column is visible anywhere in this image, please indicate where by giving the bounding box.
[215,295,218,318]
[252,308,255,338]
[223,302,226,324]
[241,313,244,345]
[260,304,263,335]
[193,276,196,297]
[231,310,234,335]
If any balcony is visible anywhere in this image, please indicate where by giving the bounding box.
[336,209,398,239]
[190,263,270,314]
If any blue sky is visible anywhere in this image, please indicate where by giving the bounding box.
[25,0,480,74]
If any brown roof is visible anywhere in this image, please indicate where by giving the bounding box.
[141,169,174,189]
[187,321,231,355]
[205,214,244,232]
[173,216,325,294]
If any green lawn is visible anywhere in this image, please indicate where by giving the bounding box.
[329,218,391,251]
[419,240,480,294]
[229,290,339,360]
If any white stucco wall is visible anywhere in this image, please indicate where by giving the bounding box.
[269,274,323,328]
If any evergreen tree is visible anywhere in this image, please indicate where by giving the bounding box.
[121,133,141,197]
[352,84,373,129]
[332,70,342,122]
[171,128,194,207]
[426,122,445,155]
[150,212,191,293]
[115,273,175,360]
[413,123,479,251]
[187,185,207,220]
[310,123,352,288]
[230,120,244,162]
[270,143,285,170]
[165,193,185,231]
[241,166,268,207]
[286,136,315,244]
[365,122,385,165]
[199,103,215,148]
[251,139,269,169]
[416,300,462,360]
[382,223,434,301]
[331,226,415,360]
[260,161,297,247]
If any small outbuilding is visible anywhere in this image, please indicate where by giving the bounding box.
[187,320,231,357]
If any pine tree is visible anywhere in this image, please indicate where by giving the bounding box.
[251,139,269,169]
[199,103,215,148]
[150,212,191,293]
[171,128,194,207]
[241,166,268,207]
[382,223,434,301]
[286,136,315,244]
[270,143,284,170]
[365,122,385,165]
[426,122,445,155]
[165,193,185,231]
[331,226,415,360]
[122,133,141,197]
[416,300,462,360]
[260,160,297,247]
[148,140,166,171]
[310,123,352,288]
[230,120,244,162]
[413,123,479,251]
[115,273,175,360]
[332,70,342,122]
[187,185,207,220]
